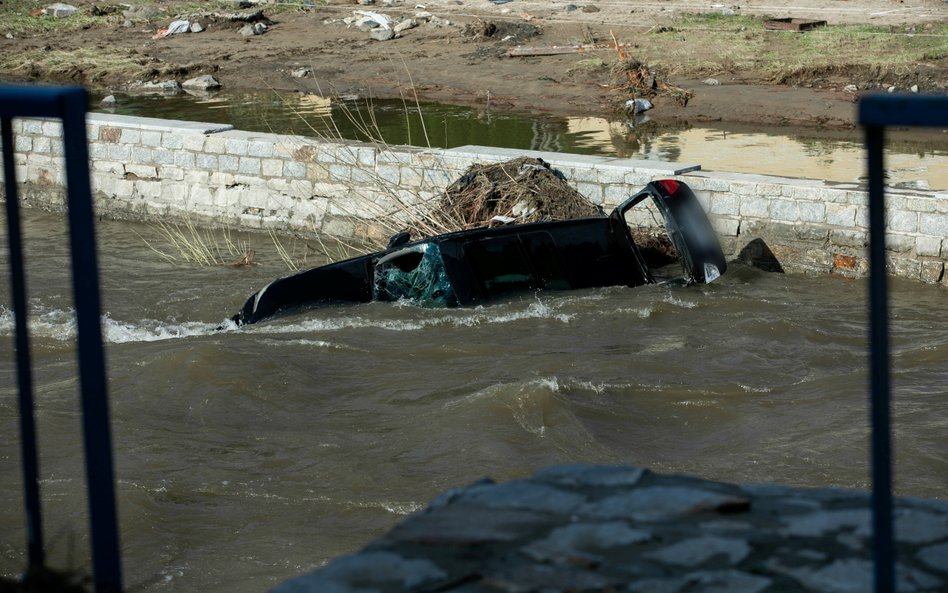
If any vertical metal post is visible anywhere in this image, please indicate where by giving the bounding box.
[865,124,894,593]
[59,87,124,593]
[2,115,46,571]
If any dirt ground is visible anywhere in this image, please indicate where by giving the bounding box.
[2,0,947,129]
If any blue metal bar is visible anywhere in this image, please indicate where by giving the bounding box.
[865,124,894,593]
[2,116,46,570]
[857,93,948,593]
[1,84,124,593]
[58,87,124,593]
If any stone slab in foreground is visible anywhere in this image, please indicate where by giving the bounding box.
[274,465,947,593]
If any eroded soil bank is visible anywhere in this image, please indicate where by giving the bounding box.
[2,0,946,130]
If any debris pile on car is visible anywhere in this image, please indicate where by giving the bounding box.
[432,157,603,230]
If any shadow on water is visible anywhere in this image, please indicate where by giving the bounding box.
[95,91,947,190]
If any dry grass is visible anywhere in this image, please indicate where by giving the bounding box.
[138,219,253,267]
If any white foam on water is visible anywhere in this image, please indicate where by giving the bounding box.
[0,304,224,344]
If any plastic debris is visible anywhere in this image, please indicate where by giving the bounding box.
[44,3,77,18]
[624,98,653,114]
[354,10,392,29]
[152,19,191,39]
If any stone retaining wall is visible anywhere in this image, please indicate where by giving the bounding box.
[4,113,947,285]
[272,464,948,593]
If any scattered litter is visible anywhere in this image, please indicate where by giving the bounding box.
[844,84,858,93]
[764,18,826,31]
[507,43,626,57]
[414,11,433,20]
[100,95,116,107]
[43,3,77,18]
[624,98,653,113]
[911,84,919,93]
[702,78,721,86]
[354,10,392,29]
[4,33,14,39]
[152,19,191,39]
[290,67,311,78]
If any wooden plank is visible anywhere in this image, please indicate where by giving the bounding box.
[764,18,827,32]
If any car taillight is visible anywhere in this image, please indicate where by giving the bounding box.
[656,179,681,196]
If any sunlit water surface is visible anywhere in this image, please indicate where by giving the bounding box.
[1,211,946,592]
[99,92,948,190]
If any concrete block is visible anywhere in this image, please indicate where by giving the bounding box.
[916,236,942,257]
[799,201,826,223]
[888,210,918,233]
[711,194,740,216]
[161,133,184,150]
[196,154,219,170]
[219,155,240,172]
[238,157,261,175]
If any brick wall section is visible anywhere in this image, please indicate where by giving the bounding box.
[4,114,947,285]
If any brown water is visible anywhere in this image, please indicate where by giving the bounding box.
[1,210,946,591]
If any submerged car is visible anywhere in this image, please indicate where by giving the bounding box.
[232,179,727,325]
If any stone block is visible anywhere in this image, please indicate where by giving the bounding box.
[771,199,799,222]
[153,149,175,165]
[219,155,239,172]
[729,182,759,196]
[89,143,109,159]
[374,164,400,185]
[712,217,740,237]
[888,210,919,233]
[457,480,586,514]
[174,151,196,168]
[920,262,944,284]
[210,172,234,187]
[182,134,205,151]
[321,217,356,238]
[42,121,63,137]
[161,133,184,150]
[135,180,162,199]
[238,157,261,175]
[645,536,751,567]
[284,161,306,178]
[915,236,941,257]
[576,183,603,204]
[919,213,948,237]
[796,226,829,241]
[820,188,851,204]
[184,170,209,185]
[120,129,141,144]
[423,168,454,189]
[14,135,32,152]
[711,194,740,216]
[595,165,626,185]
[125,164,158,179]
[139,130,161,147]
[22,119,43,134]
[248,141,274,158]
[158,166,185,182]
[262,159,284,177]
[159,183,187,204]
[855,206,869,229]
[195,154,219,170]
[400,166,423,187]
[33,136,51,154]
[798,201,826,223]
[739,196,770,218]
[830,229,868,248]
[225,138,249,155]
[93,160,125,175]
[888,256,921,279]
[130,146,154,165]
[826,204,857,227]
[204,137,226,154]
[756,182,784,197]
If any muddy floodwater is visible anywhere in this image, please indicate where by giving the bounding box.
[1,210,946,592]
[99,92,948,191]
